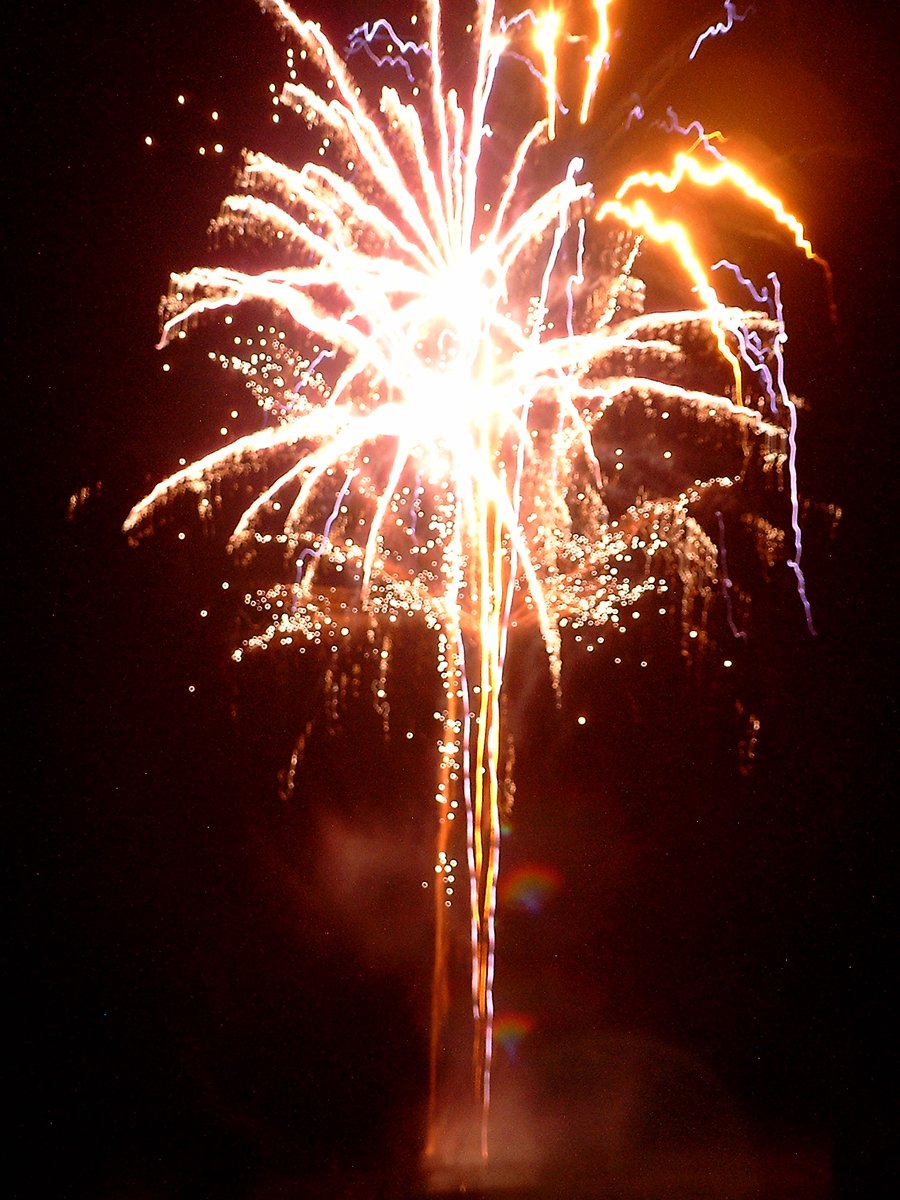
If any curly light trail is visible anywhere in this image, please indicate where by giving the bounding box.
[690,0,750,62]
[347,18,431,83]
[713,258,816,632]
[615,149,818,262]
[127,0,824,1164]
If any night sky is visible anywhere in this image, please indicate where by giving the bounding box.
[14,2,895,1197]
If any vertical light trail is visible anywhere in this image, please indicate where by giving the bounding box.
[535,10,561,141]
[580,0,615,124]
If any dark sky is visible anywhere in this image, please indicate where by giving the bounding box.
[13,2,895,1198]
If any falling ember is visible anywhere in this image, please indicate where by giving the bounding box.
[126,0,825,1169]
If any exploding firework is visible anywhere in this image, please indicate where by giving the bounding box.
[126,0,824,1166]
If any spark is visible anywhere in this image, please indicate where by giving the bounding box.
[127,0,825,1165]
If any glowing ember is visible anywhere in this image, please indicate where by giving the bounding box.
[126,0,823,1164]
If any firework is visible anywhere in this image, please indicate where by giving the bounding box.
[127,0,822,1165]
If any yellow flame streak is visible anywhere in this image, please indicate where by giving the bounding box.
[596,195,745,403]
[580,0,616,124]
[535,9,561,141]
[461,446,509,1155]
[617,150,818,261]
[427,628,461,1156]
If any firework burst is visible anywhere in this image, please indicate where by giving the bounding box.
[127,0,822,1164]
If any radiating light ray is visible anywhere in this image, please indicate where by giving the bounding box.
[128,0,825,1165]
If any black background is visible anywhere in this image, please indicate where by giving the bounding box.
[13,1,895,1196]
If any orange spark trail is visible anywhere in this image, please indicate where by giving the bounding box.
[580,1,616,124]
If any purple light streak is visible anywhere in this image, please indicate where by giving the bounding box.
[408,473,425,541]
[689,2,751,62]
[346,18,431,83]
[654,106,727,161]
[566,218,586,338]
[712,260,816,634]
[295,466,360,578]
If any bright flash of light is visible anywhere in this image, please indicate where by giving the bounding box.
[126,0,824,1164]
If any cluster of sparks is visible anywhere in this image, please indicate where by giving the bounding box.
[127,0,824,1163]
